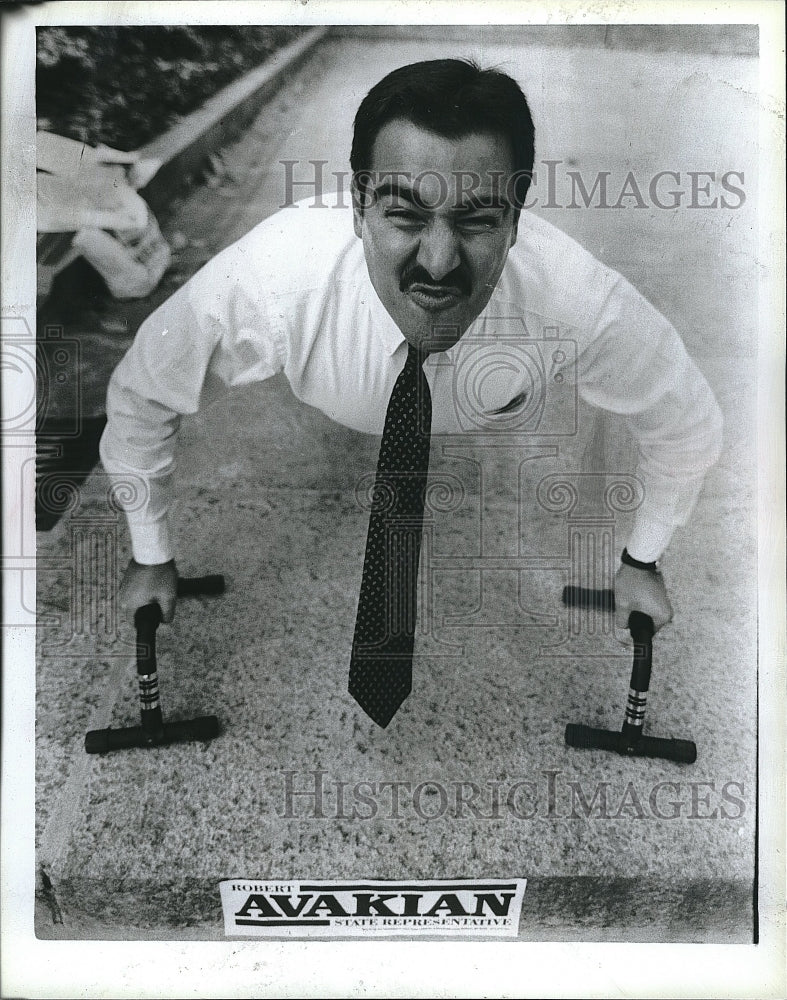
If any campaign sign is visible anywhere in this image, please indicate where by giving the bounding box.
[220,878,527,937]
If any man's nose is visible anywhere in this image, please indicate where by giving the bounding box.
[416,220,461,281]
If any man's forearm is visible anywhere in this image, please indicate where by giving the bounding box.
[578,276,724,563]
[99,359,181,565]
[99,442,176,564]
[625,375,724,562]
[98,221,282,566]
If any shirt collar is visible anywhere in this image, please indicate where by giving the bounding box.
[366,283,407,357]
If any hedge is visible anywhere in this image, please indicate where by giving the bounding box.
[36,26,309,151]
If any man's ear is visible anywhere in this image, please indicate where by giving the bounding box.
[351,175,364,238]
[510,208,521,248]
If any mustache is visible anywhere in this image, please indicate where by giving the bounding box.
[400,264,472,296]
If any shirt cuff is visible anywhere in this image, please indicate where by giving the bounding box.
[625,513,675,564]
[128,515,174,565]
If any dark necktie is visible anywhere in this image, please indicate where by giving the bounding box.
[349,342,432,727]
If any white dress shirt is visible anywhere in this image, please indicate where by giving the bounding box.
[100,199,723,566]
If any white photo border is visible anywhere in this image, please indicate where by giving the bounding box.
[2,1,784,997]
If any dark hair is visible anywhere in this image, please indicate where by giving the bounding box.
[351,58,535,209]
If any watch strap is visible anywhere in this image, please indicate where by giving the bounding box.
[621,547,660,573]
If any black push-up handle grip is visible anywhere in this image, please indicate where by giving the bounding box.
[84,715,220,754]
[84,574,225,754]
[177,574,225,598]
[561,586,615,613]
[561,585,697,764]
[564,723,698,763]
[626,609,654,698]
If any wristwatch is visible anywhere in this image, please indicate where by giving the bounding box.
[620,548,660,574]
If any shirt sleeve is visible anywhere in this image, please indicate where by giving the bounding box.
[99,244,286,564]
[576,273,724,562]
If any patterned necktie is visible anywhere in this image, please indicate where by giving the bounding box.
[349,342,432,727]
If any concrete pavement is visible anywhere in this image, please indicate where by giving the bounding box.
[35,31,758,941]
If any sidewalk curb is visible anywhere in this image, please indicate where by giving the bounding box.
[138,27,329,218]
[333,24,758,55]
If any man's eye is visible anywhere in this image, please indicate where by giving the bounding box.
[459,216,501,231]
[385,209,424,226]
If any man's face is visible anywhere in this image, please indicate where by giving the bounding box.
[353,119,519,353]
